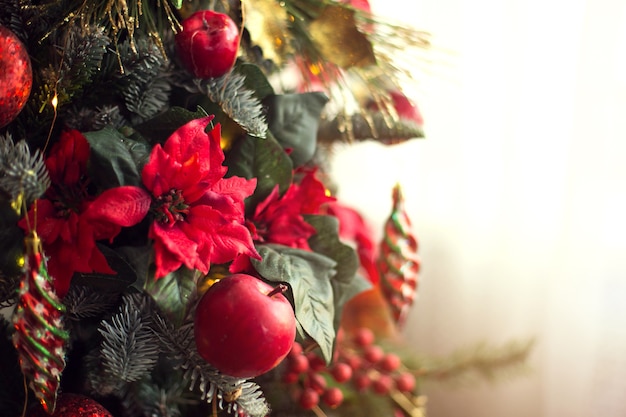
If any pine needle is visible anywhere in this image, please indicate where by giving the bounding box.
[62,285,122,320]
[153,315,271,417]
[197,73,268,138]
[98,293,160,382]
[0,133,50,209]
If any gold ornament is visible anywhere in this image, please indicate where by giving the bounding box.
[243,0,293,65]
[308,5,376,69]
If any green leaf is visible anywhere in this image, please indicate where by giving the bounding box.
[234,62,275,101]
[305,215,371,331]
[264,92,329,166]
[144,268,199,326]
[134,106,209,144]
[170,0,183,9]
[251,244,337,363]
[85,127,151,188]
[225,132,293,215]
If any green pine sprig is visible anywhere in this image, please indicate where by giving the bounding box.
[153,315,271,417]
[98,293,160,382]
[62,284,122,320]
[197,72,268,138]
[0,133,50,210]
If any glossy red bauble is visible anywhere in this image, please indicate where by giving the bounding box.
[26,393,112,417]
[0,25,32,128]
[175,10,240,79]
[194,273,296,378]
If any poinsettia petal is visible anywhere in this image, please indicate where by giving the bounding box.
[142,145,177,196]
[150,222,199,276]
[297,169,336,214]
[83,186,151,227]
[46,130,90,186]
[210,176,257,215]
[253,185,281,219]
[184,205,260,265]
[152,238,187,278]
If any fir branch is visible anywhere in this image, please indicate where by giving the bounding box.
[63,105,126,132]
[0,133,50,208]
[115,36,171,124]
[98,293,160,382]
[62,284,122,320]
[0,0,27,42]
[57,24,110,102]
[197,73,268,138]
[411,339,535,384]
[316,112,424,144]
[0,273,19,309]
[153,315,271,417]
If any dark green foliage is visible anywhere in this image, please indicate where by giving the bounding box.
[253,244,337,362]
[84,127,151,189]
[264,92,329,166]
[224,132,294,216]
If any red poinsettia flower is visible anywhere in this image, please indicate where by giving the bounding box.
[141,116,260,278]
[19,130,150,297]
[251,168,335,250]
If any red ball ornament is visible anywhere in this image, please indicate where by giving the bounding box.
[194,273,296,378]
[26,393,113,417]
[0,25,32,128]
[175,10,240,79]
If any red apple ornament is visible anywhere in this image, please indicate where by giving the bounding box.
[0,25,32,128]
[175,10,240,79]
[194,273,296,378]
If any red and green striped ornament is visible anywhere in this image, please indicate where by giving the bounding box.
[377,183,421,327]
[12,232,69,414]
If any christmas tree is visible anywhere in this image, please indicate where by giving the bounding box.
[0,1,532,416]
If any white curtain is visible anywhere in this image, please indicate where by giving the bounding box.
[330,0,626,416]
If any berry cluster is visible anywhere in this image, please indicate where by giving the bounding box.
[281,327,416,412]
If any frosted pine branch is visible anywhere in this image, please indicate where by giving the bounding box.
[199,73,268,138]
[153,315,271,417]
[98,294,160,382]
[0,133,50,207]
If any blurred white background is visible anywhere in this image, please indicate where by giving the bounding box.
[330,0,626,416]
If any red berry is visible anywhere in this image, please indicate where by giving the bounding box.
[353,327,375,348]
[353,372,372,391]
[372,374,393,395]
[378,353,401,372]
[330,362,353,383]
[307,372,327,394]
[194,274,296,378]
[343,354,363,371]
[298,388,319,410]
[288,342,304,357]
[287,354,309,374]
[363,345,384,364]
[175,10,240,78]
[394,372,416,393]
[307,353,327,372]
[282,372,300,384]
[322,387,344,409]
